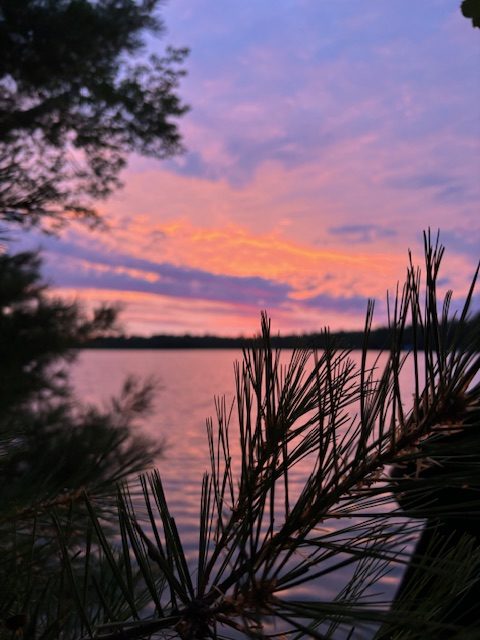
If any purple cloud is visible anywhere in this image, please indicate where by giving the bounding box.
[301,292,369,314]
[24,236,293,307]
[328,225,397,243]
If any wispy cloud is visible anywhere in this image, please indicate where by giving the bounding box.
[328,225,397,243]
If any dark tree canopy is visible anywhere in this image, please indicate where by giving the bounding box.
[461,0,480,27]
[0,249,160,511]
[0,251,162,629]
[0,0,189,228]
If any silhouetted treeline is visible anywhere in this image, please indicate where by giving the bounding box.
[81,313,480,351]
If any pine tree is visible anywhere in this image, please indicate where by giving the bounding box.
[0,250,162,637]
[0,3,186,632]
[0,0,188,229]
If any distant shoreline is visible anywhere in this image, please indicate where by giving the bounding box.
[79,317,479,351]
[77,329,434,349]
[80,329,387,350]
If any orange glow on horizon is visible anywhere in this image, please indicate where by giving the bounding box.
[74,216,407,301]
[50,286,383,337]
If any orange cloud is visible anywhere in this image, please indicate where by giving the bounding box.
[81,214,405,300]
[51,285,378,336]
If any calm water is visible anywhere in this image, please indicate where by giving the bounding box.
[71,349,414,634]
[71,349,244,539]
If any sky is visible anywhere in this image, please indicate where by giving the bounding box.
[13,0,480,336]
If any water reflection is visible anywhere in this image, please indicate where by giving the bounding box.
[71,349,418,613]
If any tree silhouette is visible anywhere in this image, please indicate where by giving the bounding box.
[0,0,188,229]
[0,250,163,636]
[0,3,183,635]
[461,0,480,28]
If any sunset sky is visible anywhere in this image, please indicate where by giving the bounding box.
[13,0,480,336]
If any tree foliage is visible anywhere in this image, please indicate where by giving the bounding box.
[0,3,184,633]
[0,249,161,507]
[461,0,480,28]
[0,250,162,636]
[0,0,188,228]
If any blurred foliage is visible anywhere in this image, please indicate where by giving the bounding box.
[0,250,162,636]
[0,2,186,633]
[0,2,187,635]
[0,251,118,412]
[461,0,480,28]
[0,0,188,229]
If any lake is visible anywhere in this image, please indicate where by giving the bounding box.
[71,348,413,636]
[71,349,249,543]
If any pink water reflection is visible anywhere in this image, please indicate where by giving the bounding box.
[72,349,421,608]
